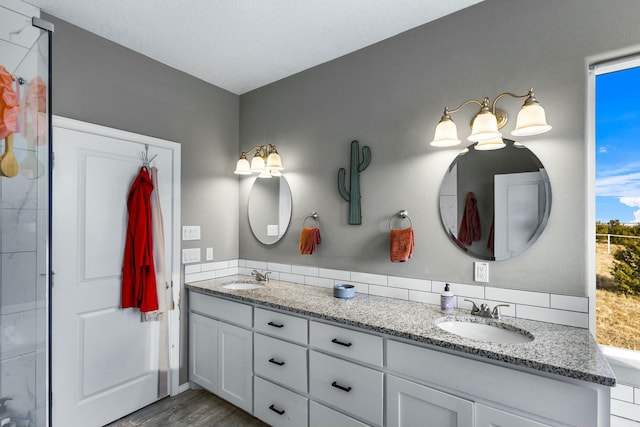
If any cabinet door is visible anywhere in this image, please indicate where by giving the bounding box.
[476,404,552,427]
[189,313,218,393]
[387,375,473,427]
[218,322,253,412]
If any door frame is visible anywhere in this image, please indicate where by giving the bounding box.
[52,115,182,396]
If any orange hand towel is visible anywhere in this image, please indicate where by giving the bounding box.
[299,227,321,255]
[390,227,414,262]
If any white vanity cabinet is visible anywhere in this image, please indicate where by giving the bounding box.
[387,339,608,427]
[189,292,253,413]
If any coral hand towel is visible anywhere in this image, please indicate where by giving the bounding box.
[458,191,481,246]
[299,227,321,255]
[390,227,414,262]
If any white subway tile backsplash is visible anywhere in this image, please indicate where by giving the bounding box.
[635,387,640,404]
[434,281,483,299]
[319,268,350,281]
[388,275,431,291]
[408,290,440,305]
[550,294,589,313]
[184,264,201,275]
[611,415,640,427]
[486,287,549,307]
[184,271,216,283]
[245,260,268,269]
[214,267,239,278]
[369,285,408,300]
[516,305,588,328]
[228,259,239,268]
[202,261,229,272]
[612,384,635,403]
[305,276,333,288]
[267,262,292,273]
[351,271,387,286]
[204,259,593,330]
[278,272,305,284]
[611,399,640,422]
[292,265,319,277]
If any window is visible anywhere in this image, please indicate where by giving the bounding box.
[593,59,640,352]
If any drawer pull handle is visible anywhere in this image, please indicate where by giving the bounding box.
[331,338,352,347]
[331,381,352,392]
[269,404,285,415]
[268,321,284,328]
[268,358,285,366]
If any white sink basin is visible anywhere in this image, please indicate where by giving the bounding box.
[222,281,262,290]
[437,318,533,344]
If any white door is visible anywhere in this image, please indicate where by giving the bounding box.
[51,117,180,427]
[218,322,253,412]
[494,171,549,259]
[386,375,473,427]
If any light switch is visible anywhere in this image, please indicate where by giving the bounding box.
[182,248,200,264]
[182,226,201,241]
[267,225,278,236]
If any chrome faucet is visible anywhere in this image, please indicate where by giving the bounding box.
[251,269,271,282]
[464,299,510,319]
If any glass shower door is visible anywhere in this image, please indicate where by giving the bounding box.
[0,9,51,427]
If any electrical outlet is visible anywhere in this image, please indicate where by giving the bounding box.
[474,262,489,283]
[206,247,213,261]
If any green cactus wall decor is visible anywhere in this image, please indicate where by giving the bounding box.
[338,140,371,225]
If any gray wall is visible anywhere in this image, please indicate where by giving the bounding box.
[46,15,240,384]
[239,0,640,296]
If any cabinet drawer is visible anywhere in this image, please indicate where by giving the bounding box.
[309,321,383,366]
[254,333,307,393]
[254,376,308,427]
[309,401,370,427]
[309,351,383,426]
[254,308,308,344]
[190,291,251,328]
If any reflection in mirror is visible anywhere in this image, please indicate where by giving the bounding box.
[439,139,551,261]
[248,176,292,245]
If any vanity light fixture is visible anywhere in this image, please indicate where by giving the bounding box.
[234,144,283,178]
[430,88,552,150]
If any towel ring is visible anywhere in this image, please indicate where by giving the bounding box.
[303,212,319,228]
[389,210,412,230]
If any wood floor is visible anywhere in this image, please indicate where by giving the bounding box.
[105,389,269,427]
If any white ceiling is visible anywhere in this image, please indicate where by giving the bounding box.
[26,0,483,94]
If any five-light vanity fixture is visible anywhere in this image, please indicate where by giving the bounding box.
[234,144,284,178]
[430,88,552,150]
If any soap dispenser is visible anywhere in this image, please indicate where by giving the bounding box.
[441,283,454,315]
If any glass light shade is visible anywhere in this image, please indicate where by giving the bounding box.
[468,111,502,141]
[269,169,282,177]
[474,138,506,151]
[258,169,272,178]
[430,119,461,147]
[250,155,265,172]
[512,103,552,136]
[233,157,252,175]
[266,152,283,170]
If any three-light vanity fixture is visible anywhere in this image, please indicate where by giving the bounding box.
[234,144,283,178]
[430,88,552,150]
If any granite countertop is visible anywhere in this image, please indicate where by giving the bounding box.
[186,275,616,386]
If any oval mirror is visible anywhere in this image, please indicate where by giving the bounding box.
[248,176,293,245]
[439,139,551,261]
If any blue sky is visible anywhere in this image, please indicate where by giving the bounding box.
[596,66,640,224]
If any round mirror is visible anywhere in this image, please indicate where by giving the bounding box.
[439,139,551,261]
[248,176,293,245]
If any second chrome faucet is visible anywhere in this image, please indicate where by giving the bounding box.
[464,299,510,319]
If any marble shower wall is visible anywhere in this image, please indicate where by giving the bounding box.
[0,1,47,425]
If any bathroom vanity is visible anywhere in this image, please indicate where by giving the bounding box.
[186,276,614,427]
